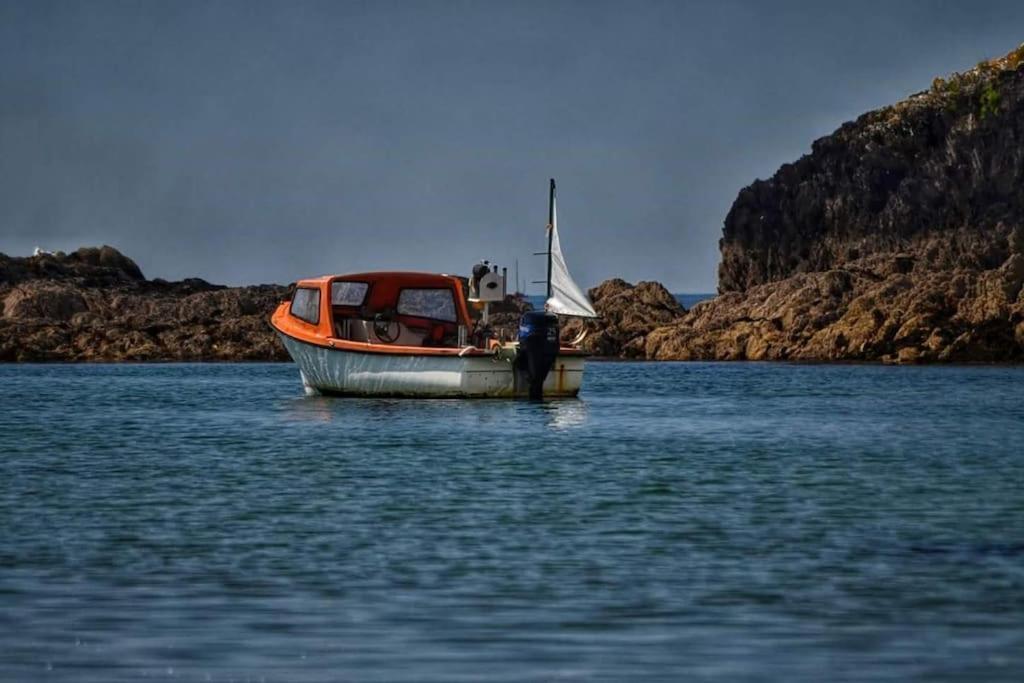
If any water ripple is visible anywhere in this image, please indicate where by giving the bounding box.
[1,362,1023,681]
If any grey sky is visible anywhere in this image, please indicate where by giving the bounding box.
[1,1,1022,291]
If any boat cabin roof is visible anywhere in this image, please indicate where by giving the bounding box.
[292,271,473,328]
[296,271,462,289]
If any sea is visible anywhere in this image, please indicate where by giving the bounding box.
[1,361,1023,681]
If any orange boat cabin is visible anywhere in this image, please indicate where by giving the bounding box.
[272,272,475,351]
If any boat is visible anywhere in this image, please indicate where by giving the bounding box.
[270,179,598,398]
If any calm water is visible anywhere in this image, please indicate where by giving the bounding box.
[1,362,1023,681]
[675,293,715,309]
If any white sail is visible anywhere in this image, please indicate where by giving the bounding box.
[545,198,598,318]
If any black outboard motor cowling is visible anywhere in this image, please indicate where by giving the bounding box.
[515,311,560,400]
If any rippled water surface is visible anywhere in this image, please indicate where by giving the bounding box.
[1,362,1023,681]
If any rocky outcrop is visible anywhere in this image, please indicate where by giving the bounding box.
[647,43,1024,362]
[646,257,1024,362]
[0,247,289,361]
[561,279,686,357]
[0,246,146,286]
[719,46,1024,293]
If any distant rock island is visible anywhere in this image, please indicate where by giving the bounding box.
[5,45,1024,363]
[576,43,1024,363]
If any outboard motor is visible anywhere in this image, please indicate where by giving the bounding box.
[515,311,560,400]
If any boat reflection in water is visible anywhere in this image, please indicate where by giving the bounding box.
[279,394,590,432]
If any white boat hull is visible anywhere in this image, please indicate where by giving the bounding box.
[278,334,584,398]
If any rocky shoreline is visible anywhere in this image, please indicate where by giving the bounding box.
[5,46,1024,364]
[0,247,289,362]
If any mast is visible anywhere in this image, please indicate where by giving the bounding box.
[546,178,555,299]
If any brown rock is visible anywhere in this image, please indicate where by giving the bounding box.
[1000,253,1024,300]
[897,346,922,364]
[71,246,145,280]
[560,279,686,357]
[4,284,88,322]
[651,43,1024,363]
[0,247,290,362]
[646,262,1024,362]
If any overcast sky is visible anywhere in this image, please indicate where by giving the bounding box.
[2,1,1022,291]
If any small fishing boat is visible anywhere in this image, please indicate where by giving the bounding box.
[271,179,598,398]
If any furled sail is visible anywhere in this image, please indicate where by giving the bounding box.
[545,196,598,318]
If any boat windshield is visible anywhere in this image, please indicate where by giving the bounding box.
[331,281,368,306]
[290,287,321,324]
[397,288,457,322]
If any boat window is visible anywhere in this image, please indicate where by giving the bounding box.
[331,281,369,306]
[397,288,457,322]
[290,287,321,324]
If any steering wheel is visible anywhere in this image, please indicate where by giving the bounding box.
[372,310,401,344]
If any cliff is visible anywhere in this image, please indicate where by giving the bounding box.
[0,247,290,361]
[645,43,1024,362]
